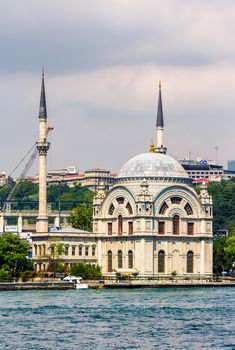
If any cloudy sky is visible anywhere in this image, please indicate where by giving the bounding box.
[0,0,235,176]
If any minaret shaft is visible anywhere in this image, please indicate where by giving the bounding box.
[156,127,164,150]
[36,71,50,233]
[38,121,47,217]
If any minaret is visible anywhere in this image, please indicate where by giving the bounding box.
[155,81,167,154]
[36,69,50,233]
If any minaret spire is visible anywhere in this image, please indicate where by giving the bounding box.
[155,81,167,154]
[39,67,47,119]
[156,81,163,128]
[36,69,50,233]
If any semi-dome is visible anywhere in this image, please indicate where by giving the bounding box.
[117,152,189,179]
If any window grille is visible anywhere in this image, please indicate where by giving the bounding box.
[158,250,165,273]
[159,202,168,214]
[118,250,123,268]
[187,251,194,273]
[108,251,112,272]
[185,203,193,215]
[173,215,180,235]
[128,250,133,268]
[171,197,182,205]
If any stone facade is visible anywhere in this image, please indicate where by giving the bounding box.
[91,154,213,276]
[32,82,213,277]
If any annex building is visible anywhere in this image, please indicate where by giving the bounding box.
[33,76,213,277]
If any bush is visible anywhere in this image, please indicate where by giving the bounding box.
[70,263,102,279]
[19,270,36,281]
[0,268,9,282]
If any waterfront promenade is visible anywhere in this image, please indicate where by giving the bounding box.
[0,277,234,290]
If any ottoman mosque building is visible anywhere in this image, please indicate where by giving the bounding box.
[33,75,213,276]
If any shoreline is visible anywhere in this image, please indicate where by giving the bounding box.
[0,280,235,290]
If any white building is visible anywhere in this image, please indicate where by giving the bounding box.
[33,78,213,277]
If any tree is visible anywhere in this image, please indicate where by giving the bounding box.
[0,233,33,277]
[70,204,93,231]
[45,238,65,272]
[213,228,235,274]
[0,181,93,211]
[213,237,232,274]
[70,263,102,279]
[224,228,235,263]
[207,179,235,233]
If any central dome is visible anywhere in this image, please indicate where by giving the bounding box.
[117,152,189,179]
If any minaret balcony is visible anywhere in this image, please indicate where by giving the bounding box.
[36,141,50,155]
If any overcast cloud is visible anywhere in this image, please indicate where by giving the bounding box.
[0,0,234,176]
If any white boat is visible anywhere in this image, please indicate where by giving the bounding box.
[62,275,88,289]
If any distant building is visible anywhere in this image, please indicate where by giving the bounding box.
[47,166,79,177]
[0,172,14,186]
[179,159,235,183]
[228,160,235,172]
[26,167,116,192]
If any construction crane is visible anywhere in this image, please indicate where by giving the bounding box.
[2,126,53,212]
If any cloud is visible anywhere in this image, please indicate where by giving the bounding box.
[0,1,235,176]
[0,1,235,74]
[1,62,234,176]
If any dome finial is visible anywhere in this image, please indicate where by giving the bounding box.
[149,138,155,153]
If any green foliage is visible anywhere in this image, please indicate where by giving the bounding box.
[207,179,235,233]
[15,181,38,201]
[19,270,36,281]
[224,228,235,257]
[0,184,12,201]
[0,268,9,281]
[70,263,102,279]
[47,184,94,210]
[45,238,66,272]
[0,181,93,211]
[0,233,33,277]
[213,228,235,274]
[171,270,177,277]
[70,204,93,231]
[213,237,233,274]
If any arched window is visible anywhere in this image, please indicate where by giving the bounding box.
[187,251,194,273]
[185,203,193,215]
[118,215,123,235]
[108,251,112,272]
[173,215,180,235]
[128,250,133,268]
[109,203,115,215]
[159,202,169,214]
[158,250,165,273]
[126,202,133,215]
[171,197,182,205]
[116,197,124,204]
[118,250,123,268]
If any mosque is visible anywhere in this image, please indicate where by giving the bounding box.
[33,73,213,277]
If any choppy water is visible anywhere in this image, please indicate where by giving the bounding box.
[0,288,234,350]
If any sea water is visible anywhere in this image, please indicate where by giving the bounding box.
[0,288,234,350]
